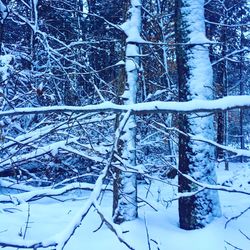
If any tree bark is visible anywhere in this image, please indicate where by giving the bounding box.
[113,0,142,224]
[0,0,7,54]
[215,25,227,160]
[175,0,221,230]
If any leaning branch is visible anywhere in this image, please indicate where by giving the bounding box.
[168,127,250,158]
[174,168,250,196]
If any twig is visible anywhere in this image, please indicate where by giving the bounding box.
[143,213,151,250]
[224,240,243,250]
[150,239,161,250]
[225,206,250,228]
[23,204,31,239]
[168,162,250,196]
[93,220,104,233]
[239,229,250,241]
[137,196,158,212]
[0,182,110,204]
[94,202,135,250]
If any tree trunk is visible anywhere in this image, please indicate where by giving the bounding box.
[239,24,244,162]
[175,0,221,230]
[113,0,142,224]
[0,0,7,54]
[215,24,227,160]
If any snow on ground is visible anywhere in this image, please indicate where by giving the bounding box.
[0,163,249,250]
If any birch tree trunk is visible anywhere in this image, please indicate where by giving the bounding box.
[175,0,221,230]
[113,0,142,224]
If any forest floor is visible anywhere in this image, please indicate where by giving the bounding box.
[0,162,249,250]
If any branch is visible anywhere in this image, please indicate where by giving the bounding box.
[180,170,250,196]
[225,206,250,228]
[94,202,135,250]
[167,127,250,158]
[239,229,250,241]
[0,96,249,118]
[224,241,243,250]
[0,114,126,249]
[212,48,250,66]
[0,182,110,204]
[205,20,250,28]
[164,159,250,196]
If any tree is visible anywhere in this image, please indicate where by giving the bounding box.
[175,0,221,229]
[205,0,250,160]
[113,0,142,224]
[0,1,250,248]
[0,0,7,53]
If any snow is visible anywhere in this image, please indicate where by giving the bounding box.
[183,0,212,45]
[178,0,221,228]
[0,162,249,250]
[0,55,13,85]
[0,0,7,22]
[0,96,250,118]
[32,0,39,32]
[112,0,142,223]
[120,0,144,46]
[0,0,249,248]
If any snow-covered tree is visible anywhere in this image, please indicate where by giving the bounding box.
[175,0,221,229]
[205,0,250,160]
[113,0,142,224]
[0,2,250,249]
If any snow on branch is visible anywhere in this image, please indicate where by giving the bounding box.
[183,173,250,196]
[0,96,249,118]
[0,139,76,171]
[170,164,250,196]
[179,130,250,158]
[153,123,250,158]
[0,238,57,249]
[0,110,133,250]
[0,164,110,250]
[0,182,110,204]
[188,134,250,158]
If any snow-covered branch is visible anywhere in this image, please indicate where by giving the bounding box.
[155,124,250,158]
[171,164,250,196]
[0,163,110,249]
[0,96,249,118]
[0,182,110,204]
[0,105,133,249]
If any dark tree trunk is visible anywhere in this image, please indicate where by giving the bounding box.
[215,27,227,160]
[239,25,244,162]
